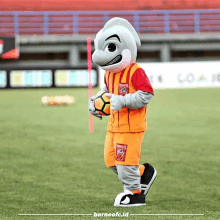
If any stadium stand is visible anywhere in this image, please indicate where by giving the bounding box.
[1,0,220,67]
[1,0,220,36]
[1,10,220,36]
[0,0,220,11]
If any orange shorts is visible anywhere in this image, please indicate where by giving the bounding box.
[104,131,145,167]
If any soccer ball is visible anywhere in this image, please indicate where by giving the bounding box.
[94,91,110,116]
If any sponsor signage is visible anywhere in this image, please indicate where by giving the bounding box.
[0,36,19,59]
[141,62,220,89]
[10,70,52,87]
[99,61,220,89]
[0,67,98,89]
[0,71,7,88]
[55,69,97,87]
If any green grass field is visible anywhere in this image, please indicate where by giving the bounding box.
[0,88,219,220]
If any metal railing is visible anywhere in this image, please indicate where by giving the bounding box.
[1,9,220,36]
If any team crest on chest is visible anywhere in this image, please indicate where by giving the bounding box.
[118,83,129,96]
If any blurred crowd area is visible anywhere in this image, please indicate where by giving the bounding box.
[0,0,220,11]
[1,0,220,72]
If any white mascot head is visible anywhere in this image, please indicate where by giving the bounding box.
[92,17,141,73]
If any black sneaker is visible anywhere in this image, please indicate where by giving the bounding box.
[114,191,146,207]
[140,163,157,195]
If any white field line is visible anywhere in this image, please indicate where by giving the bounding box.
[18,213,205,216]
[130,214,204,216]
[18,214,92,216]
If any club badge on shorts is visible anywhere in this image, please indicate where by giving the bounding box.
[118,83,129,96]
[115,144,127,162]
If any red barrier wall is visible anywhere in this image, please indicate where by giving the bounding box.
[0,0,220,11]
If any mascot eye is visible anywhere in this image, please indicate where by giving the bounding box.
[105,43,116,52]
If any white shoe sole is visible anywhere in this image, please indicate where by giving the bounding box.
[114,203,146,207]
[141,168,157,195]
[113,191,146,207]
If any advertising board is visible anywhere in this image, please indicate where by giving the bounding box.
[0,67,98,89]
[99,61,220,89]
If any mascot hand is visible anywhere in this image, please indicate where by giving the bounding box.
[88,96,102,119]
[106,93,126,111]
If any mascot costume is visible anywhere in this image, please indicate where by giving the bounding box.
[89,17,157,207]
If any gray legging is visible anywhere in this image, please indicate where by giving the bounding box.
[110,165,141,191]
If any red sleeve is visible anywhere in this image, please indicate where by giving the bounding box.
[131,68,154,95]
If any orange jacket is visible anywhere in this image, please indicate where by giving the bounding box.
[105,63,147,132]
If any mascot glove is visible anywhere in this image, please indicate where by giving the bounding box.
[106,93,126,111]
[88,96,102,119]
